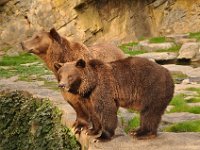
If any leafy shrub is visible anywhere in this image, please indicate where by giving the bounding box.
[0,91,80,150]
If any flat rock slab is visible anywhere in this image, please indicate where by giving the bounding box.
[89,132,200,150]
[138,40,175,52]
[162,112,200,124]
[136,52,177,61]
[175,84,200,95]
[162,64,193,75]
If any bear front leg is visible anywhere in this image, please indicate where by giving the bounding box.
[61,91,90,133]
[72,101,90,134]
[84,99,102,136]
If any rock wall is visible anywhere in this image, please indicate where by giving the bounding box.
[1,0,200,51]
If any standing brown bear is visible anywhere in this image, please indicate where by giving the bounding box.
[54,56,174,139]
[21,28,125,132]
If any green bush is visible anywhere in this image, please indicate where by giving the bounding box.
[0,91,80,150]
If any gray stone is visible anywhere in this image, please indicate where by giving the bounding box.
[41,75,57,82]
[187,67,200,78]
[188,102,200,107]
[162,64,193,75]
[177,42,200,61]
[20,62,40,67]
[138,40,175,52]
[136,52,177,61]
[162,112,200,124]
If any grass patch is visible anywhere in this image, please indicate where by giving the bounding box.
[169,94,200,114]
[0,53,40,66]
[163,120,200,132]
[125,115,140,133]
[189,32,200,41]
[119,42,147,56]
[149,37,166,43]
[0,53,51,81]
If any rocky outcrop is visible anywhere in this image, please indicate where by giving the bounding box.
[1,0,200,51]
[177,43,200,61]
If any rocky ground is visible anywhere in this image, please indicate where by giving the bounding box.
[1,33,200,149]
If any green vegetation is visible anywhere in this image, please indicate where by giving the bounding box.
[0,53,49,80]
[0,53,40,66]
[163,120,200,132]
[124,115,140,133]
[119,42,147,56]
[189,32,200,41]
[0,91,80,150]
[169,94,200,114]
[149,36,166,43]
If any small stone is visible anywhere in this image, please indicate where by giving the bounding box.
[182,79,190,84]
[20,62,40,67]
[166,105,174,112]
[30,75,37,80]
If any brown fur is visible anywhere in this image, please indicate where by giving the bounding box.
[21,28,125,131]
[56,57,174,139]
[55,60,118,140]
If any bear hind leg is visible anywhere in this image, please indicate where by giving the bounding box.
[134,108,163,139]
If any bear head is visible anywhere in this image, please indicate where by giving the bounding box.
[54,59,104,97]
[21,28,62,55]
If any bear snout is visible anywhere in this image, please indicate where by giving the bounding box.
[58,83,66,88]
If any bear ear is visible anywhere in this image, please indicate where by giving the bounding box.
[76,59,86,68]
[54,62,64,71]
[50,28,61,43]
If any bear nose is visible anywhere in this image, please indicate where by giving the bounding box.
[58,83,66,88]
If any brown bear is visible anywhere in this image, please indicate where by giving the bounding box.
[21,28,125,132]
[54,56,174,139]
[55,60,118,140]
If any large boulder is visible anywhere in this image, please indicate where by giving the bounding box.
[177,42,200,61]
